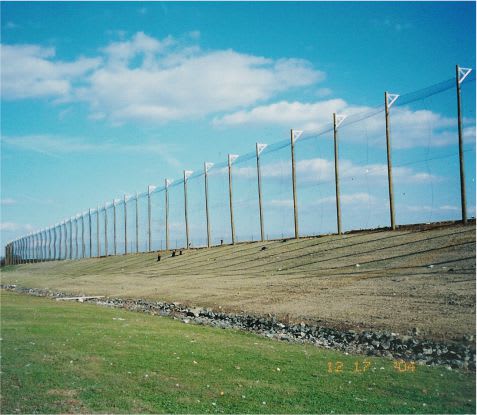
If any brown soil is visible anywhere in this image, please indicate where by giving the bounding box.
[3,222,475,341]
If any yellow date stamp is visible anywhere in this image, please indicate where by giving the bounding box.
[327,359,416,373]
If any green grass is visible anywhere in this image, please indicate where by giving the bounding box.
[1,291,475,414]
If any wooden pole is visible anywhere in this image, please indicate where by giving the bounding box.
[113,200,117,255]
[291,129,299,239]
[256,143,265,242]
[58,224,62,260]
[48,228,52,260]
[88,210,92,258]
[333,114,342,235]
[69,220,73,260]
[384,92,396,230]
[456,65,467,224]
[228,155,236,245]
[96,208,100,257]
[81,215,85,258]
[165,180,170,251]
[183,171,190,249]
[147,187,152,252]
[64,222,68,259]
[204,163,211,248]
[104,205,108,256]
[74,219,78,259]
[135,193,139,253]
[40,231,44,262]
[124,195,128,255]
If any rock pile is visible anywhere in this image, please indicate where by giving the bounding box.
[2,284,474,370]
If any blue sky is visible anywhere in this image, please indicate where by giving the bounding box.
[1,1,476,254]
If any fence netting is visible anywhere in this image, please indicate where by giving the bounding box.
[187,172,208,247]
[150,188,166,251]
[166,180,185,250]
[296,126,337,236]
[260,141,295,240]
[207,161,232,246]
[14,71,476,262]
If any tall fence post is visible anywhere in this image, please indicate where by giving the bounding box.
[147,187,152,252]
[456,65,472,224]
[291,129,302,239]
[40,231,44,262]
[65,222,68,260]
[58,223,62,260]
[48,227,51,260]
[184,171,192,249]
[204,162,213,248]
[45,229,48,261]
[53,225,57,260]
[228,154,238,245]
[333,113,346,235]
[135,193,139,254]
[69,220,73,260]
[165,179,170,251]
[113,200,117,256]
[124,195,128,255]
[385,92,399,230]
[104,205,108,256]
[256,143,267,242]
[96,208,100,257]
[81,215,85,258]
[75,217,78,259]
[88,209,92,258]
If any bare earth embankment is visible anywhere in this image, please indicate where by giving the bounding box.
[2,222,475,341]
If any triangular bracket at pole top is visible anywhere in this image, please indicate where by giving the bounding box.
[387,94,399,108]
[184,170,194,180]
[387,93,399,108]
[148,184,156,194]
[205,162,214,172]
[228,154,239,164]
[256,143,268,155]
[458,67,472,84]
[165,179,172,188]
[335,114,347,128]
[292,129,303,143]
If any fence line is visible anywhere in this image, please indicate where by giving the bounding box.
[4,65,476,264]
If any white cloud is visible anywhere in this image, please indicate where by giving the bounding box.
[1,44,101,100]
[214,99,465,149]
[81,46,323,123]
[233,157,441,185]
[2,32,324,123]
[1,198,16,205]
[213,99,351,130]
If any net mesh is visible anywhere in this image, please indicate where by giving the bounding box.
[21,72,476,259]
[187,172,207,247]
[260,141,295,240]
[233,152,261,242]
[295,126,337,236]
[150,188,166,251]
[168,180,186,250]
[207,161,232,246]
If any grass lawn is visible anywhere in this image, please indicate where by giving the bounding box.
[1,290,475,414]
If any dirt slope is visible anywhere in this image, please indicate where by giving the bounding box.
[2,222,475,341]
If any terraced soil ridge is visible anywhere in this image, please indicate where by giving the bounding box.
[2,222,475,341]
